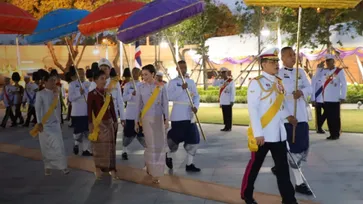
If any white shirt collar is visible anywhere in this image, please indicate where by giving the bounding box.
[262,71,276,82]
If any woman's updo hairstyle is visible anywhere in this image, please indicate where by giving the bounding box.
[141,64,156,75]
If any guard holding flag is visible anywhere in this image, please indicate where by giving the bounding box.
[320,54,347,140]
[241,48,298,204]
[212,67,235,132]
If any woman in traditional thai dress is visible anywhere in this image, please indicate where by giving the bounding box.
[134,64,169,184]
[87,70,119,180]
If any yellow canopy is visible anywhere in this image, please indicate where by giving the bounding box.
[243,0,362,9]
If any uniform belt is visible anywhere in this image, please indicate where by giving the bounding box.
[173,101,190,105]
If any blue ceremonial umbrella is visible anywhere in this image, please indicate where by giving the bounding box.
[25,9,90,44]
[117,0,205,44]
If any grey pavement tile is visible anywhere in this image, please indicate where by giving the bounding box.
[1,123,363,204]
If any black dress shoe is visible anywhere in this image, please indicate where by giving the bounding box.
[82,151,93,156]
[73,145,79,155]
[220,128,226,131]
[186,164,201,172]
[316,129,325,134]
[166,154,173,169]
[271,166,277,176]
[242,197,258,204]
[295,183,313,195]
[22,123,29,127]
[326,136,338,140]
[122,152,128,160]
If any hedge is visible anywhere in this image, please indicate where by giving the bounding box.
[198,85,363,103]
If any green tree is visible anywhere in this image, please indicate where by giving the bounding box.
[235,1,363,50]
[166,0,240,89]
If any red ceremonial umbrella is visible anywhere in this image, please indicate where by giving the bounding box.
[78,0,146,36]
[0,2,38,34]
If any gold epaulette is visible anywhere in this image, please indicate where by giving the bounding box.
[254,75,264,80]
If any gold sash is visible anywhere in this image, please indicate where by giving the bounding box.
[29,95,59,137]
[139,86,160,126]
[88,93,112,142]
[247,80,285,152]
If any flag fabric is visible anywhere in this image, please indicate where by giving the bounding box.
[135,41,142,68]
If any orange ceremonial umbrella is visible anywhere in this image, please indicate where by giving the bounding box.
[78,0,146,36]
[0,2,38,34]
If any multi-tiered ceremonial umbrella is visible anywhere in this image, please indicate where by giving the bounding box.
[116,0,207,141]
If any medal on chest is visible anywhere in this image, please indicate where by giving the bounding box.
[276,83,284,94]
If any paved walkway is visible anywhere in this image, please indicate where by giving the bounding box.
[1,120,363,204]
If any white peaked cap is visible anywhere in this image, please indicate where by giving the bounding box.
[156,71,163,76]
[325,54,335,60]
[98,58,112,68]
[220,67,229,72]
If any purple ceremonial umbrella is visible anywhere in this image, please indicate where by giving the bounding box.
[117,0,205,44]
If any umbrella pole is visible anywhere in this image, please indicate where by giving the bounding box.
[164,33,207,142]
[64,37,86,102]
[122,44,137,90]
[292,6,302,143]
[16,37,21,69]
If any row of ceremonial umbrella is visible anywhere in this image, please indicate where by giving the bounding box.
[0,0,207,141]
[0,0,205,45]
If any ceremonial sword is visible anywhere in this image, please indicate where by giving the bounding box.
[287,150,316,198]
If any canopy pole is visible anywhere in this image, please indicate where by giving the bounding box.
[119,41,123,76]
[15,37,21,69]
[64,37,86,102]
[122,44,136,90]
[292,6,302,143]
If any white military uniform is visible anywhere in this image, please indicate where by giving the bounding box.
[168,77,200,122]
[311,68,326,132]
[248,72,290,142]
[68,80,92,154]
[212,70,236,131]
[241,48,297,203]
[278,67,311,123]
[121,80,146,156]
[321,67,347,102]
[123,81,142,120]
[212,78,236,105]
[166,76,201,169]
[320,63,347,139]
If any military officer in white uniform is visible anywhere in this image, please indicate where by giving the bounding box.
[212,67,236,131]
[68,67,92,156]
[166,60,201,172]
[0,77,17,128]
[22,75,39,127]
[275,46,313,196]
[320,54,347,140]
[121,67,146,160]
[89,58,126,137]
[311,63,327,134]
[241,48,298,204]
